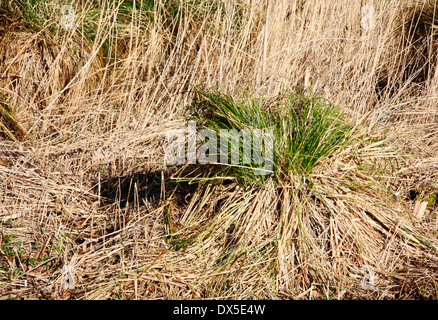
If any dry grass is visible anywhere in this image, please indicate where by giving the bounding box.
[0,0,438,300]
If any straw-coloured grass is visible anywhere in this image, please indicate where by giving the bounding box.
[1,0,438,300]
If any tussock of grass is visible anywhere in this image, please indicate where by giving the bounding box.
[191,89,353,185]
[161,90,438,299]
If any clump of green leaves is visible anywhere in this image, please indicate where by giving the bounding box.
[1,235,15,256]
[1,234,24,257]
[8,268,24,277]
[190,88,353,186]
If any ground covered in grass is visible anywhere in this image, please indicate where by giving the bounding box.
[0,0,438,300]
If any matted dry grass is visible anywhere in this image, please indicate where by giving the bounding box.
[0,0,437,300]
